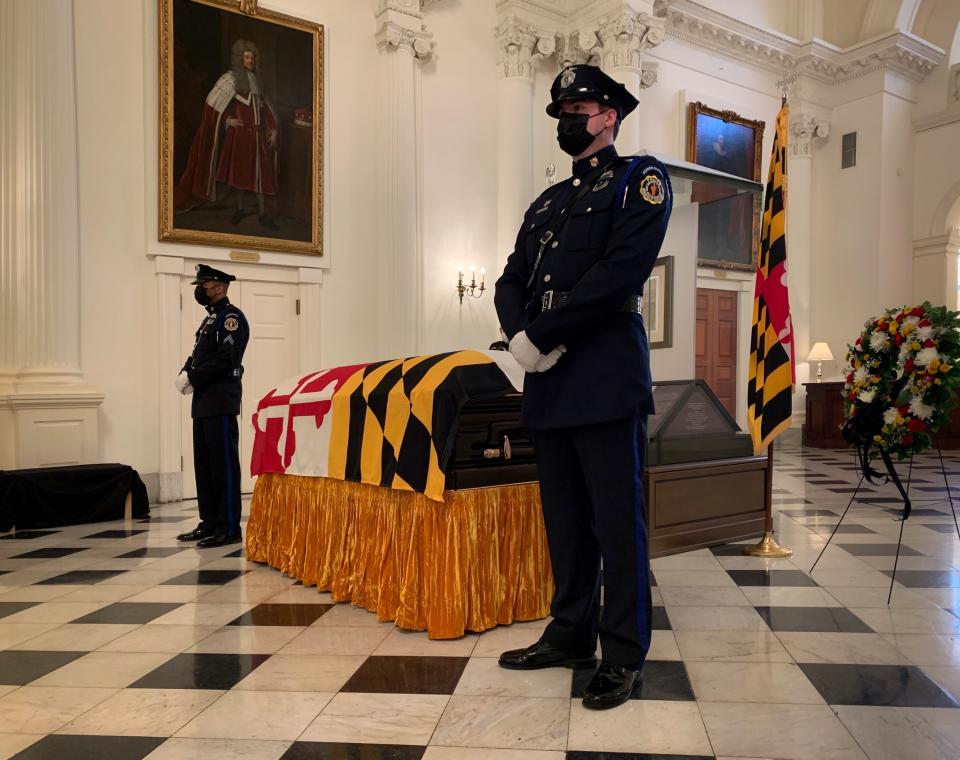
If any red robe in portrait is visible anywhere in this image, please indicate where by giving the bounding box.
[174,71,279,212]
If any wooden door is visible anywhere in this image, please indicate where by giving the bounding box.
[180,279,301,497]
[696,288,738,417]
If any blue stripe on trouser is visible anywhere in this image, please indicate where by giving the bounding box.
[222,416,234,533]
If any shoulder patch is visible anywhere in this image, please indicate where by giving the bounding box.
[639,174,666,205]
[224,315,240,332]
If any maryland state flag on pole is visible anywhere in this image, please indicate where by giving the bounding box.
[747,101,795,455]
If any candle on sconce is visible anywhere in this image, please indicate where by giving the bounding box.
[480,267,486,287]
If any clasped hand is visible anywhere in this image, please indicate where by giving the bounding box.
[174,372,194,395]
[509,331,566,373]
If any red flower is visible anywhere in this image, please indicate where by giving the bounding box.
[846,373,854,383]
[897,405,910,415]
[919,319,932,327]
[856,337,863,345]
[903,434,914,445]
[923,339,935,348]
[894,334,903,346]
[911,307,925,317]
[876,320,887,331]
[904,359,915,373]
[908,418,925,432]
[848,393,857,402]
[896,313,905,322]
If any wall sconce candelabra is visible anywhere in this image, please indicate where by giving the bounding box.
[457,266,485,304]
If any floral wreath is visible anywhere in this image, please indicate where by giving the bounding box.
[843,302,960,460]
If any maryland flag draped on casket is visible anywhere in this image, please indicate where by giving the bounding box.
[250,350,523,502]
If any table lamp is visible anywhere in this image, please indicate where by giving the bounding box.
[807,342,833,383]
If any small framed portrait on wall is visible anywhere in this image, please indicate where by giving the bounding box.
[642,255,674,350]
[686,102,765,271]
[159,0,324,255]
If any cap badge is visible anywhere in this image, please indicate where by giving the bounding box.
[560,67,576,88]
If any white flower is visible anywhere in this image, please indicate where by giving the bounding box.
[883,407,900,426]
[858,389,876,403]
[916,347,939,368]
[869,331,889,351]
[903,316,921,330]
[909,397,934,420]
[916,325,933,342]
[853,366,869,384]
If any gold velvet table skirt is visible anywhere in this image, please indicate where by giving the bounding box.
[245,473,554,639]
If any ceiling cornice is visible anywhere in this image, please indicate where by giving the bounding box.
[654,0,945,85]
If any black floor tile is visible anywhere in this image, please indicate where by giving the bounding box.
[726,570,817,587]
[228,603,333,626]
[856,497,911,504]
[754,606,873,633]
[710,543,753,556]
[780,509,839,517]
[567,753,714,760]
[116,547,185,558]
[37,569,126,585]
[10,547,87,559]
[0,601,37,620]
[281,743,425,760]
[162,569,249,585]
[804,480,852,485]
[798,663,960,708]
[808,524,878,535]
[83,530,148,539]
[11,734,165,760]
[0,650,86,685]
[772,499,814,505]
[837,543,923,556]
[830,488,878,494]
[130,652,269,689]
[72,602,183,625]
[341,655,468,695]
[882,570,960,588]
[922,524,960,534]
[223,548,245,557]
[136,516,190,523]
[651,606,671,630]
[0,531,59,540]
[570,661,694,701]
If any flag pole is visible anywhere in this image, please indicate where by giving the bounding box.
[743,439,792,557]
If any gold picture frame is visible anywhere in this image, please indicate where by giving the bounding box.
[159,0,324,255]
[642,255,674,349]
[686,101,765,271]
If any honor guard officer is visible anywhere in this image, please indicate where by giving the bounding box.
[175,264,250,548]
[494,65,672,709]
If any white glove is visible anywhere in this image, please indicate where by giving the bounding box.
[174,372,193,395]
[509,331,541,373]
[533,345,567,372]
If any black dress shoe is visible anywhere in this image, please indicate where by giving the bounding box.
[582,662,642,710]
[259,214,280,231]
[231,209,250,225]
[196,533,242,548]
[176,527,212,542]
[498,640,596,671]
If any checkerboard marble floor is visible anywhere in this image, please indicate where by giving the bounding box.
[2,443,960,759]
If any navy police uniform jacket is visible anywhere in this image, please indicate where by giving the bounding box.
[495,145,672,429]
[183,298,250,419]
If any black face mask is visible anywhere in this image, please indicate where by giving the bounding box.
[556,111,603,156]
[194,285,213,306]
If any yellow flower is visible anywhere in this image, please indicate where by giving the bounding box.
[902,323,916,335]
[940,364,951,373]
[912,341,922,351]
[930,358,941,372]
[935,379,942,385]
[873,434,883,442]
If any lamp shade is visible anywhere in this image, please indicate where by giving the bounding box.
[807,342,834,362]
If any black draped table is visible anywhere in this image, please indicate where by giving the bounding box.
[0,463,149,532]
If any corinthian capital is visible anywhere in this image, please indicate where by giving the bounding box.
[790,112,830,157]
[496,16,554,79]
[556,30,601,70]
[376,16,436,63]
[596,9,666,71]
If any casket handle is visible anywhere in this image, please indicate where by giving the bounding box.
[482,435,513,460]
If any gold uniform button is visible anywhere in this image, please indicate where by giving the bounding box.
[586,207,592,213]
[544,274,552,283]
[572,178,581,187]
[551,241,558,248]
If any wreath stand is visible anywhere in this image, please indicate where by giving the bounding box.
[810,435,960,603]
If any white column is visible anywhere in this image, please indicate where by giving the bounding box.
[155,256,184,502]
[0,0,103,469]
[788,109,830,418]
[597,9,665,156]
[495,17,552,275]
[913,227,960,309]
[374,1,434,358]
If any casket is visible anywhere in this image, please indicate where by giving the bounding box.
[445,393,537,490]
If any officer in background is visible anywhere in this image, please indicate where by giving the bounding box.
[175,264,250,548]
[494,65,672,710]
